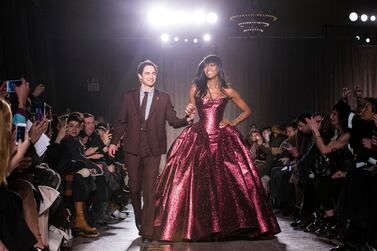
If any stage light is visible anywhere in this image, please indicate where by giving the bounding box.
[349,12,358,21]
[174,36,179,42]
[148,6,169,27]
[160,34,170,43]
[366,37,371,43]
[356,35,361,40]
[371,15,376,21]
[207,12,218,24]
[203,33,211,42]
[193,10,206,25]
[184,38,189,42]
[360,14,368,22]
[147,6,218,28]
[193,38,198,43]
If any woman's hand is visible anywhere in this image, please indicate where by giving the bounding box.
[219,119,232,128]
[362,137,377,151]
[9,134,31,173]
[185,103,196,116]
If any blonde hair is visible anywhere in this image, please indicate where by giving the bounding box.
[0,98,12,186]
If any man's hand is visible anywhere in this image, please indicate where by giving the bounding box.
[15,79,30,109]
[331,170,347,179]
[87,153,104,160]
[108,144,119,158]
[55,125,68,144]
[100,130,112,146]
[84,146,98,156]
[29,119,49,144]
[32,83,46,98]
[107,164,115,173]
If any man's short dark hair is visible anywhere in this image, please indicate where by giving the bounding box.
[137,60,158,75]
[67,114,82,124]
[83,113,94,119]
[297,112,312,124]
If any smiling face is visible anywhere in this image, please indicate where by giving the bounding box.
[203,63,219,80]
[138,65,157,89]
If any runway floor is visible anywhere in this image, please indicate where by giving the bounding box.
[72,207,334,251]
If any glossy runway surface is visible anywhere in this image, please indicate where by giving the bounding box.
[72,206,333,251]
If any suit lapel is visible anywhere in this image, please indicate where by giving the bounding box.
[148,89,160,118]
[133,88,141,116]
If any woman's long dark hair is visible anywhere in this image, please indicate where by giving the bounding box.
[332,100,351,133]
[193,55,229,98]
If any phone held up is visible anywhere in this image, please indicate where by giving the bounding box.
[15,123,27,145]
[5,80,23,93]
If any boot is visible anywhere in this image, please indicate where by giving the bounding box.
[74,202,98,235]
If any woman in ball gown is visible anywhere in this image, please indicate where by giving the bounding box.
[153,55,280,241]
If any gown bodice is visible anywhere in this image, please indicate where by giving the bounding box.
[196,97,229,135]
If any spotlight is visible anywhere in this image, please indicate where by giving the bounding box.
[371,15,376,21]
[207,12,218,24]
[203,33,211,42]
[184,38,189,43]
[356,35,361,40]
[148,6,168,27]
[349,12,358,21]
[193,10,206,25]
[160,34,170,43]
[366,38,370,43]
[174,36,179,42]
[360,14,368,22]
[193,38,198,43]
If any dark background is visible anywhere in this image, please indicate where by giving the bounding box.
[1,0,377,140]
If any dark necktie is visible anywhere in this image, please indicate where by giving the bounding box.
[140,91,148,122]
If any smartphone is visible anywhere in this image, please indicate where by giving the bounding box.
[34,103,44,122]
[5,80,22,93]
[16,123,27,144]
[44,103,52,121]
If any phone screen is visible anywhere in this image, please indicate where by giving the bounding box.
[16,123,26,143]
[44,103,52,121]
[34,104,44,122]
[5,80,22,93]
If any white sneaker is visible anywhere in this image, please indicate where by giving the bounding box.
[111,209,127,219]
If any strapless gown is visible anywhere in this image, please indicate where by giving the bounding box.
[154,97,280,241]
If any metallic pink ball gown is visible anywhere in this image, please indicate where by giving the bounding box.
[154,97,280,241]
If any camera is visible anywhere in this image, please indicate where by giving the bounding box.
[16,123,27,144]
[5,80,22,93]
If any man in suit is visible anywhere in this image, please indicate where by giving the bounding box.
[108,60,194,242]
